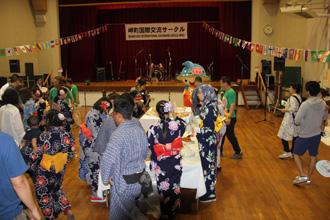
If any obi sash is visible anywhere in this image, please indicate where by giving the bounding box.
[40,152,68,173]
[80,123,93,140]
[183,90,192,107]
[153,137,183,160]
[123,170,153,198]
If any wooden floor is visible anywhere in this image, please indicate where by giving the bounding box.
[58,108,330,220]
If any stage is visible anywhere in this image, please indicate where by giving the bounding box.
[76,80,244,107]
[76,80,222,92]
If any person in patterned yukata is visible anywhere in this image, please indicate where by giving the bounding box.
[26,109,75,220]
[53,87,73,132]
[79,97,112,202]
[147,100,186,219]
[193,84,218,203]
[33,88,47,131]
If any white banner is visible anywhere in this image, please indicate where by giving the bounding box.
[125,22,188,41]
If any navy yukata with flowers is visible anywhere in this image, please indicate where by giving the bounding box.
[193,84,218,200]
[24,127,75,220]
[79,108,106,195]
[147,117,186,218]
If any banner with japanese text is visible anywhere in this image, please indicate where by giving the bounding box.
[125,22,188,41]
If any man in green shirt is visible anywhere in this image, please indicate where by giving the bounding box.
[220,76,242,159]
[49,76,73,105]
[66,78,79,106]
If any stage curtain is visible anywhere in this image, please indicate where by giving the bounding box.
[59,6,98,81]
[59,2,251,82]
[218,2,251,80]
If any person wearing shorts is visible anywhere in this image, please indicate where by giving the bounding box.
[293,81,328,185]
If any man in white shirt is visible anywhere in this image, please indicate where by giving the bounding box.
[0,74,23,101]
[0,88,25,146]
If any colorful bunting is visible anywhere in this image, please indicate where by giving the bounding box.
[202,22,330,63]
[0,24,109,58]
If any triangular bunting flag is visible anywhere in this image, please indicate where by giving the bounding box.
[50,40,56,48]
[0,48,6,57]
[311,50,318,62]
[13,47,20,55]
[5,48,13,56]
[288,49,295,60]
[25,45,33,53]
[304,50,309,61]
[19,46,27,53]
[256,44,263,54]
[294,49,301,61]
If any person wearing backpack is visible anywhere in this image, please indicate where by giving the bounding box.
[278,83,302,159]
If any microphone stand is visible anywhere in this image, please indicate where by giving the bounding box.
[134,49,144,77]
[256,74,274,124]
[167,48,172,80]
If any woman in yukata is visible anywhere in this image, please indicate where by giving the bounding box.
[193,84,218,203]
[79,97,112,202]
[33,88,47,131]
[19,87,36,129]
[147,100,186,219]
[26,109,75,220]
[53,87,73,132]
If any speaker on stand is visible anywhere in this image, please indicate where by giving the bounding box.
[25,63,34,88]
[9,60,20,73]
[273,57,286,114]
[256,60,273,124]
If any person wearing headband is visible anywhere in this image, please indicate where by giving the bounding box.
[147,100,186,219]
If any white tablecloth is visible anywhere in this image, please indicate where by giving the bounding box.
[321,126,330,146]
[140,107,192,132]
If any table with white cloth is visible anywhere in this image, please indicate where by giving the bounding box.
[140,107,192,131]
[140,107,206,214]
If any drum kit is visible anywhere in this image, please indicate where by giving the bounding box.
[148,62,167,81]
[134,49,172,82]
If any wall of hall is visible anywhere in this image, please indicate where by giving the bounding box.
[251,0,329,86]
[0,0,328,87]
[0,0,61,79]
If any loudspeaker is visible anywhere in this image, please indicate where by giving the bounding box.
[96,67,106,82]
[282,66,302,88]
[25,63,34,78]
[274,57,285,72]
[261,60,271,75]
[9,60,20,73]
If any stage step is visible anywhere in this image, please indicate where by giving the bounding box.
[244,89,262,108]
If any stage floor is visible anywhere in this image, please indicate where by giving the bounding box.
[76,80,223,92]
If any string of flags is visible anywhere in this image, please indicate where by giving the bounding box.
[0,24,109,58]
[202,22,330,63]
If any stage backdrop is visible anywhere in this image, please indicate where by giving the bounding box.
[59,2,251,82]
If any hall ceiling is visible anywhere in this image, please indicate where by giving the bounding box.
[59,0,251,6]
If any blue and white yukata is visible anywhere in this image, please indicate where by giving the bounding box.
[193,85,218,200]
[100,119,148,220]
[79,108,106,195]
